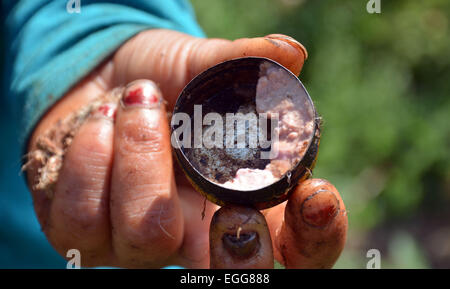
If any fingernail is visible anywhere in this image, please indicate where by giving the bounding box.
[91,103,117,120]
[210,205,274,269]
[301,189,340,228]
[222,229,260,259]
[265,34,308,60]
[122,79,162,109]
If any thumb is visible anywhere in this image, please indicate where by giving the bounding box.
[188,33,307,81]
[209,205,274,269]
[111,29,307,108]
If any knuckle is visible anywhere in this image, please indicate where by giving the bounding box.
[65,125,112,178]
[70,146,111,176]
[53,193,108,236]
[116,197,181,253]
[119,119,165,155]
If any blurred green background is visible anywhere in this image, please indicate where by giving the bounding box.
[191,0,450,268]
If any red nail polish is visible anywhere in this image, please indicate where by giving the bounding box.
[301,190,340,228]
[122,80,161,108]
[92,103,117,120]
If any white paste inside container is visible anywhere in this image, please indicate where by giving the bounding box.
[221,62,315,190]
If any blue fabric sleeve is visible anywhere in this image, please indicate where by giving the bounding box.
[2,0,205,147]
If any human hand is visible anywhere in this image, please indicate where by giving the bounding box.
[25,29,347,268]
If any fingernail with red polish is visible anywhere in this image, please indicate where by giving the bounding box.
[92,103,117,120]
[122,80,162,109]
[301,190,340,228]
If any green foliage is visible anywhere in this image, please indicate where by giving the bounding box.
[191,0,450,268]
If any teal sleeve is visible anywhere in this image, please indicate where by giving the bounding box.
[2,0,205,147]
